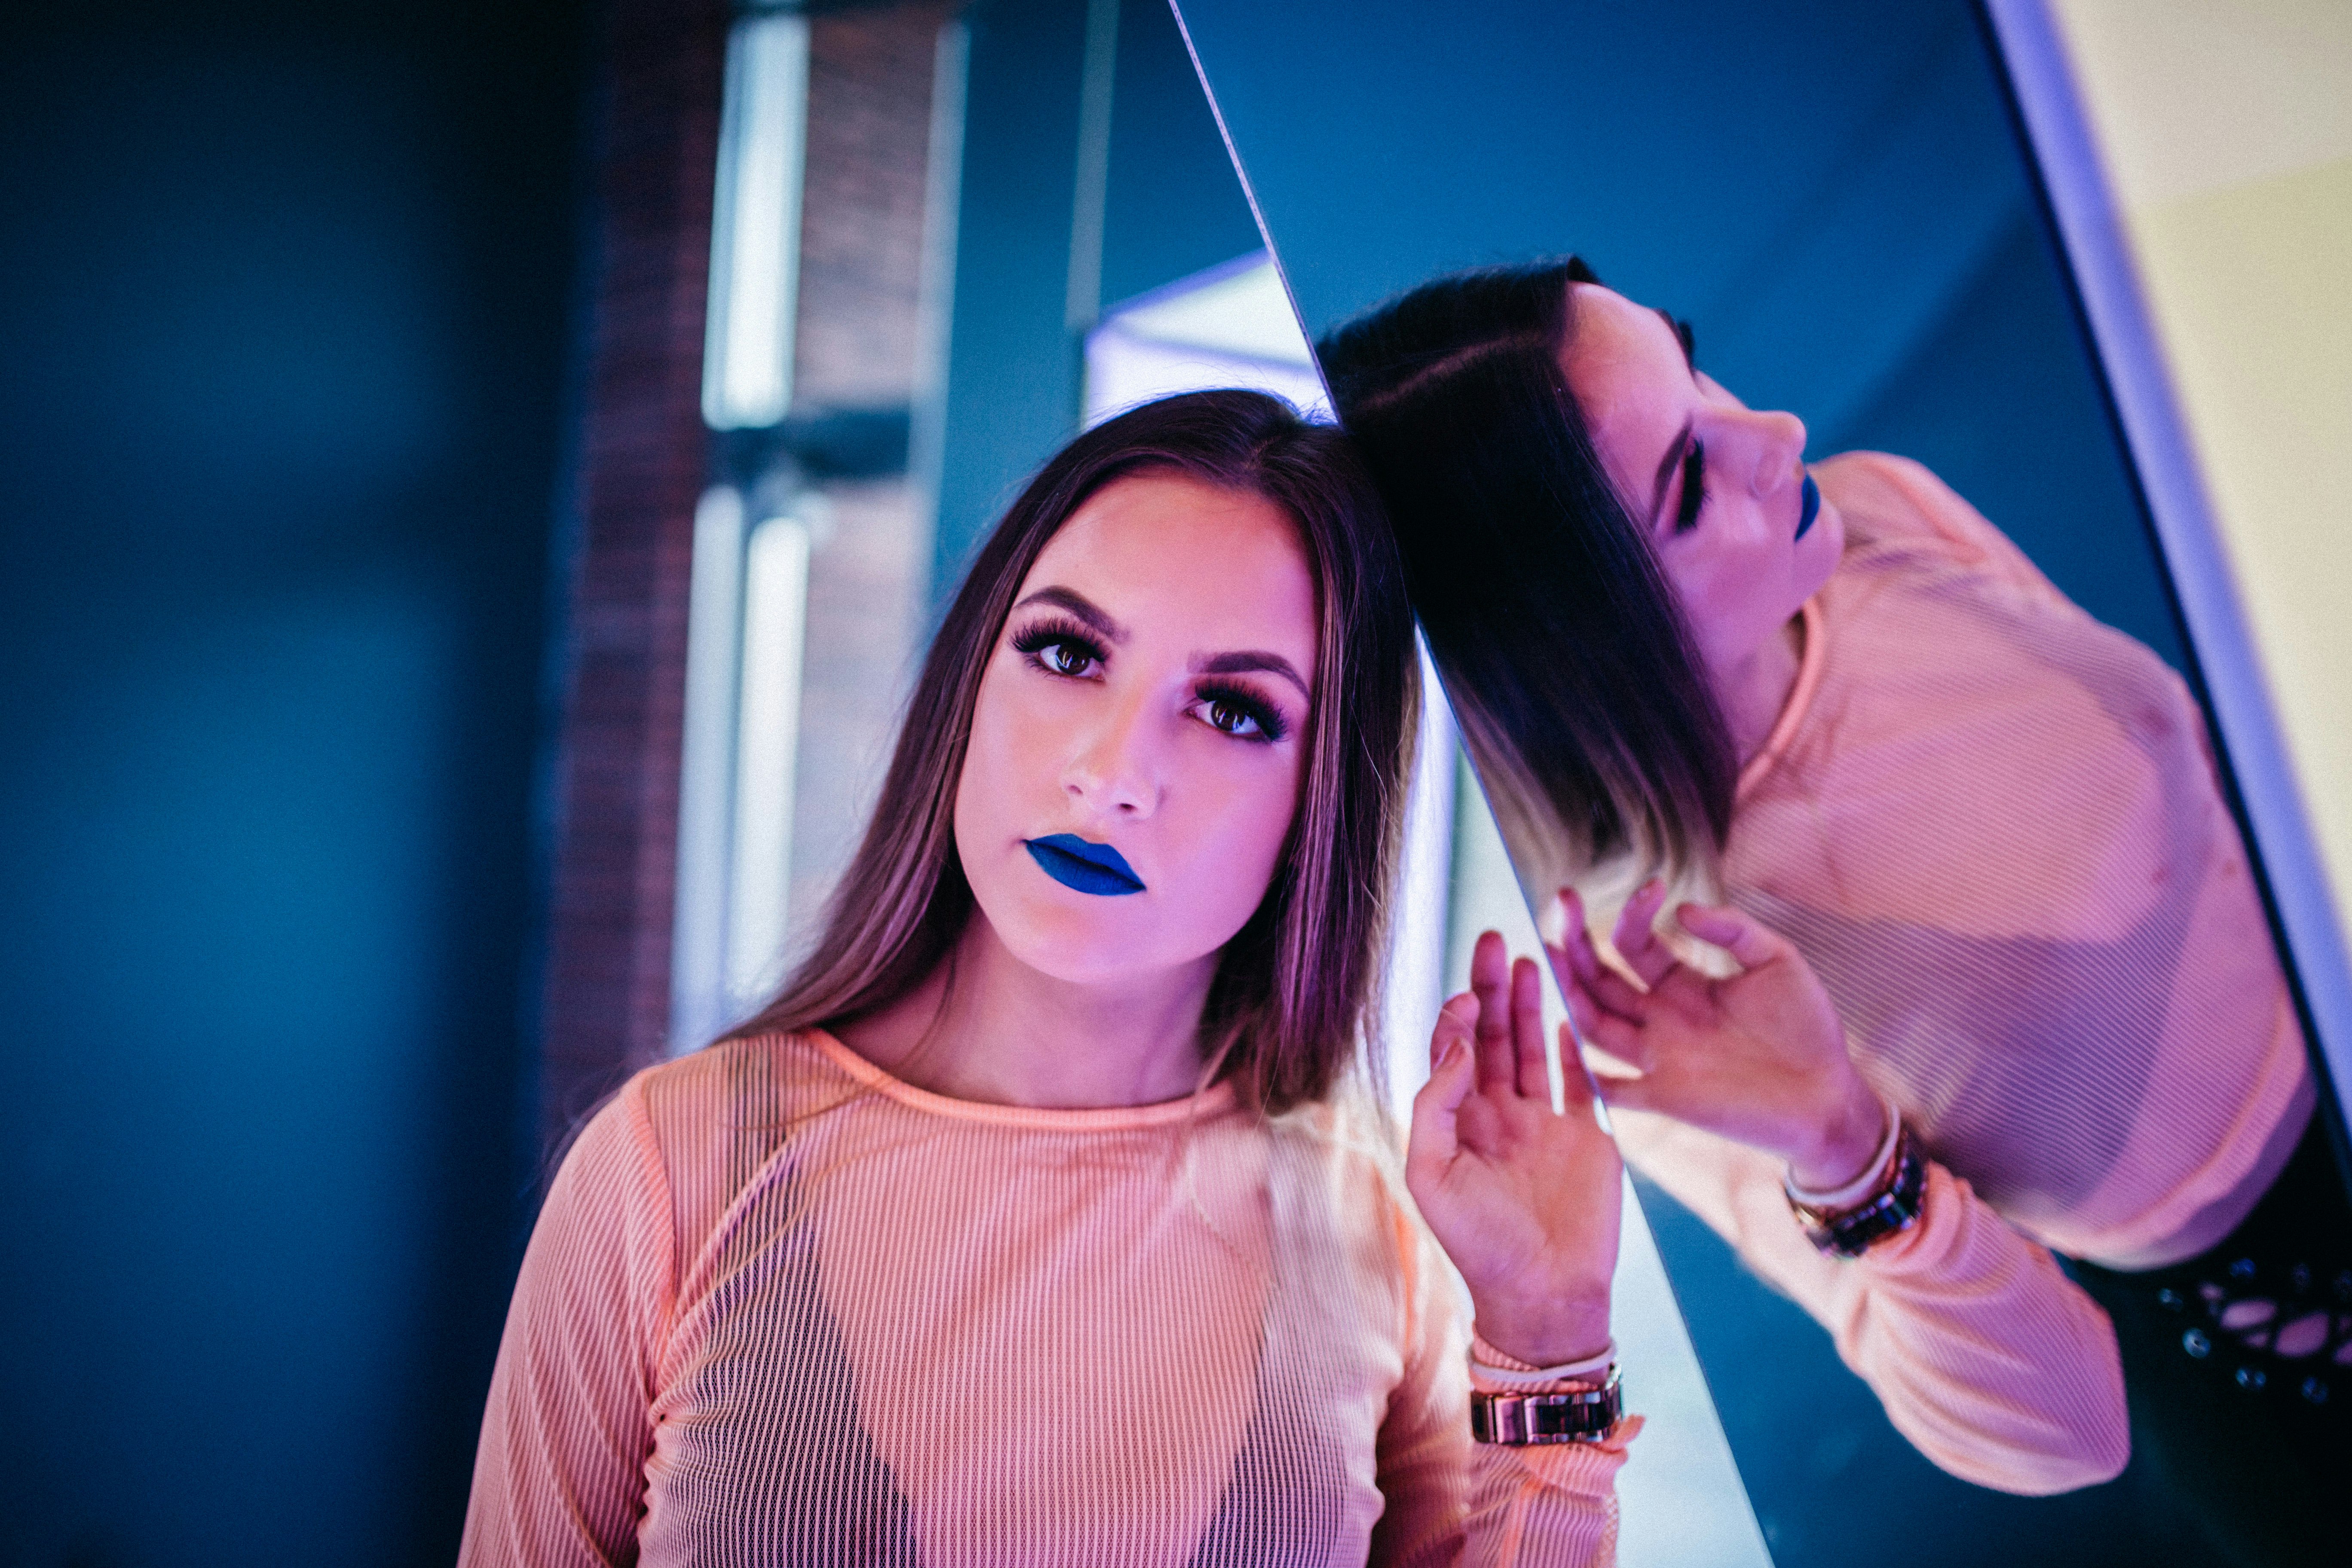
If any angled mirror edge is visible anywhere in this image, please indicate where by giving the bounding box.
[1980,0,2352,1142]
[1166,9,1783,1565]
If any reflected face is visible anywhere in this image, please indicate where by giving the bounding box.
[1561,283,1845,676]
[953,472,1319,988]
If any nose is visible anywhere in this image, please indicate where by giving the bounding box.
[1738,406,1809,497]
[1062,687,1163,819]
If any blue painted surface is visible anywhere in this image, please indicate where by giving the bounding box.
[928,0,1261,609]
[0,6,590,1562]
[1170,1,2210,1562]
[1176,0,2182,667]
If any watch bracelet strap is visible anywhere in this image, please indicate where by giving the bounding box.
[1788,1121,1927,1259]
[1470,1365,1623,1445]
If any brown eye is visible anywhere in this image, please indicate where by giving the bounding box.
[1042,642,1093,677]
[1206,697,1261,737]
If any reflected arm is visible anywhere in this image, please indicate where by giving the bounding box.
[1615,1109,2129,1496]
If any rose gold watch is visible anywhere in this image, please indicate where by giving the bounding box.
[1787,1121,1927,1258]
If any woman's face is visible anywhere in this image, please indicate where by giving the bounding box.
[953,471,1319,990]
[1560,283,1844,675]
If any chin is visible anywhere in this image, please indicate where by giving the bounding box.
[983,886,1176,986]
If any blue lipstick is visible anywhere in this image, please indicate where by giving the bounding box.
[1795,473,1821,541]
[1025,834,1145,897]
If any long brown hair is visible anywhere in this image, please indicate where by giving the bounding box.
[1318,258,1736,904]
[726,390,1419,1114]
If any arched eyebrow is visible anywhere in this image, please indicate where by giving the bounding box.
[1193,650,1309,700]
[1011,585,1128,642]
[1649,416,1694,529]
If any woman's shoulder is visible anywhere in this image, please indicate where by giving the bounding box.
[1816,450,2074,609]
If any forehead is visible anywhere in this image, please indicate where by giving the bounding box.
[1023,470,1319,661]
[1559,284,1687,478]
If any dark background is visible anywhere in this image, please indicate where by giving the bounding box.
[0,2,595,1561]
[0,1,1265,1561]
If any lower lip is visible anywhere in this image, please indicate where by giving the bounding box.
[1795,474,1820,542]
[1024,839,1145,897]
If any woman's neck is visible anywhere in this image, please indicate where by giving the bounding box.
[1718,611,1806,766]
[832,916,1217,1110]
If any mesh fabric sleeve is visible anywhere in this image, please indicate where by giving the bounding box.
[1370,1200,1637,1566]
[1618,1109,2127,1495]
[460,1082,675,1567]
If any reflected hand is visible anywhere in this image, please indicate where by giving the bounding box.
[1545,888,1886,1191]
[1406,931,1622,1366]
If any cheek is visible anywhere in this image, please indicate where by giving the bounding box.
[1166,746,1304,933]
[953,664,1037,839]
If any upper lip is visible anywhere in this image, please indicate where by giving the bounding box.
[1025,833,1144,890]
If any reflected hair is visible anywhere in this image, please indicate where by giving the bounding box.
[726,390,1419,1115]
[1317,257,1734,900]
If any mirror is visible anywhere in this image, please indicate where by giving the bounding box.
[1170,2,2352,1564]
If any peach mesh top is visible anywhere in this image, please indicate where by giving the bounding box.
[460,1029,1635,1567]
[1736,452,2311,1268]
[1618,451,2310,1496]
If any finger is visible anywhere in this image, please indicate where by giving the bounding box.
[1583,962,1652,1025]
[1589,1069,1661,1115]
[1675,901,1788,970]
[1430,990,1478,1073]
[1468,930,1516,1095]
[1556,968,1605,1044]
[1544,887,1606,991]
[1510,955,1548,1102]
[1406,1026,1475,1185]
[1613,878,1676,988]
[1556,1022,1599,1114]
[1580,1012,1652,1073]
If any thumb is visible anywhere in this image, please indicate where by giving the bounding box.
[1675,900,1787,970]
[1407,1028,1474,1182]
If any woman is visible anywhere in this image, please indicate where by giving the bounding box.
[460,391,1638,1566]
[1319,260,2346,1559]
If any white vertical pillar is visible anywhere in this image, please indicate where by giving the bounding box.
[1384,638,1459,1121]
[670,487,749,1056]
[703,12,810,431]
[725,513,813,1011]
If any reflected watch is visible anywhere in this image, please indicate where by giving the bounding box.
[1787,1118,1928,1259]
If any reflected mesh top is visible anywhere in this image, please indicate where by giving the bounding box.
[460,1030,1631,1567]
[1730,452,2312,1267]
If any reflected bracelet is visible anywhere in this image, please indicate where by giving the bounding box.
[1470,1366,1624,1446]
[1786,1117,1927,1259]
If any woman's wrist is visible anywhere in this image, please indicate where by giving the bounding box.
[1467,1292,1612,1370]
[1785,1076,1891,1192]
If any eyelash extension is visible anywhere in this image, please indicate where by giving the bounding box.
[1195,679,1289,744]
[1675,438,1707,532]
[1011,615,1109,676]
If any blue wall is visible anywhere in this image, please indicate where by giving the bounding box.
[1170,1,2190,1563]
[1176,0,2180,670]
[0,5,592,1562]
[928,0,1260,605]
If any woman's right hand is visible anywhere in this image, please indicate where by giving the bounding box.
[1547,885,1887,1191]
[1407,931,1623,1369]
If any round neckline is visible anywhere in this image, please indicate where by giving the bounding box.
[1735,595,1826,804]
[799,1026,1241,1130]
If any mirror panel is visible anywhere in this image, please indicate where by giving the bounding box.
[1173,2,2350,1564]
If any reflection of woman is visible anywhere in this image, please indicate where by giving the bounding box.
[459,393,1638,1565]
[1321,261,2346,1556]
